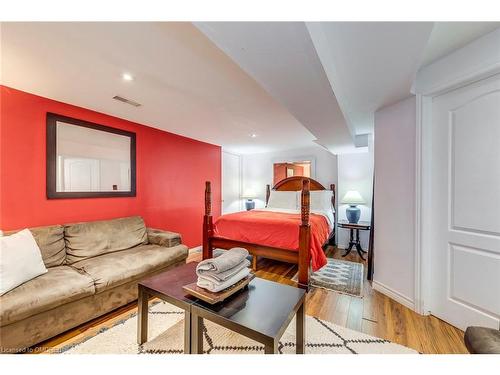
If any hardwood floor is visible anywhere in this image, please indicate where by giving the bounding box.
[31,246,468,354]
[247,247,467,354]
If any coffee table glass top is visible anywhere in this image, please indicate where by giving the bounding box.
[193,277,306,339]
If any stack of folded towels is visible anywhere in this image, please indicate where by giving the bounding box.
[196,248,251,293]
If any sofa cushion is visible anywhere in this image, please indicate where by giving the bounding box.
[147,228,182,248]
[3,225,66,268]
[71,244,188,293]
[0,266,95,326]
[64,216,148,264]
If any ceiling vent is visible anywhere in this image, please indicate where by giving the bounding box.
[112,95,141,107]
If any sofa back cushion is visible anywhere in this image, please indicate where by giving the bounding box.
[2,225,66,268]
[64,216,148,264]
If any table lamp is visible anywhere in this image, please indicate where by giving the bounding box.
[241,189,256,211]
[341,190,365,223]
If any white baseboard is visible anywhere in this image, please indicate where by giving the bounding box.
[372,280,415,311]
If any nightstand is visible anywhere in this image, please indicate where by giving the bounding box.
[338,220,371,260]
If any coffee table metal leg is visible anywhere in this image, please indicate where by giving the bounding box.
[137,286,148,345]
[296,301,305,354]
[184,309,191,354]
[264,339,278,354]
[191,313,203,354]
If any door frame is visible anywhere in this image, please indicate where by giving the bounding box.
[414,30,500,315]
[221,150,243,214]
[271,155,317,180]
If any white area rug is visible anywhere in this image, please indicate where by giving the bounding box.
[55,301,417,354]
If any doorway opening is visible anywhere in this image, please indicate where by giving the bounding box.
[273,161,311,186]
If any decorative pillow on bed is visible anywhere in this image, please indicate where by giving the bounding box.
[0,229,48,295]
[310,190,335,212]
[267,191,299,210]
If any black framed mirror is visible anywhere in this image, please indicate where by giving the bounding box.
[46,113,136,199]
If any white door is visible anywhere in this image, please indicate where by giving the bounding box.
[62,157,100,192]
[428,74,500,330]
[222,151,242,214]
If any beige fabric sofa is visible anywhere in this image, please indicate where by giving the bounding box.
[0,216,188,353]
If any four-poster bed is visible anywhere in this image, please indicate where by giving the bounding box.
[202,176,336,288]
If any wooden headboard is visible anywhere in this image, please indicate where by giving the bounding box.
[274,176,326,191]
[265,177,336,206]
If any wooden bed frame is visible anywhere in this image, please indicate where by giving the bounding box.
[202,176,336,288]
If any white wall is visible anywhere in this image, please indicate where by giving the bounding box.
[337,150,374,249]
[373,95,416,309]
[242,145,338,209]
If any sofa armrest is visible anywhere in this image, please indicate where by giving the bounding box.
[147,228,182,248]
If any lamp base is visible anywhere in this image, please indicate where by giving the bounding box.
[245,199,255,211]
[346,205,361,223]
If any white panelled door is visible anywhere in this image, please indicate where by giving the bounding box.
[428,74,500,330]
[63,157,100,192]
[222,152,242,214]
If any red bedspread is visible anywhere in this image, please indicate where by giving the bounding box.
[213,210,329,271]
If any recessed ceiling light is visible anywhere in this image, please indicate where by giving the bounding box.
[250,133,257,138]
[122,73,134,81]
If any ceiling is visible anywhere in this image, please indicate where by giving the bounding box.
[0,22,315,154]
[421,22,500,67]
[1,22,499,155]
[305,22,434,136]
[195,22,357,154]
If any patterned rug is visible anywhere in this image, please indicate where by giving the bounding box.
[294,258,364,297]
[52,301,416,354]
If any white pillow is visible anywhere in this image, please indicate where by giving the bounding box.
[310,190,335,212]
[0,229,48,295]
[267,191,299,210]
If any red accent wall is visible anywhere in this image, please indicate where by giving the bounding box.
[0,86,221,247]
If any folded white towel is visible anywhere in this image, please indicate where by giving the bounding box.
[197,267,250,293]
[196,247,249,274]
[196,259,250,282]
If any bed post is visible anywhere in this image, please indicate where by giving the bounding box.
[265,184,271,207]
[298,179,311,288]
[330,183,337,246]
[203,181,214,260]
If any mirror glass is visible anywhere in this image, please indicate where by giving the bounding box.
[55,121,131,193]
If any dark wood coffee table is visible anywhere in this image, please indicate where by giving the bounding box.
[138,262,306,354]
[137,262,198,353]
[190,277,306,354]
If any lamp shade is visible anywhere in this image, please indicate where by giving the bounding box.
[241,188,256,199]
[341,190,365,205]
